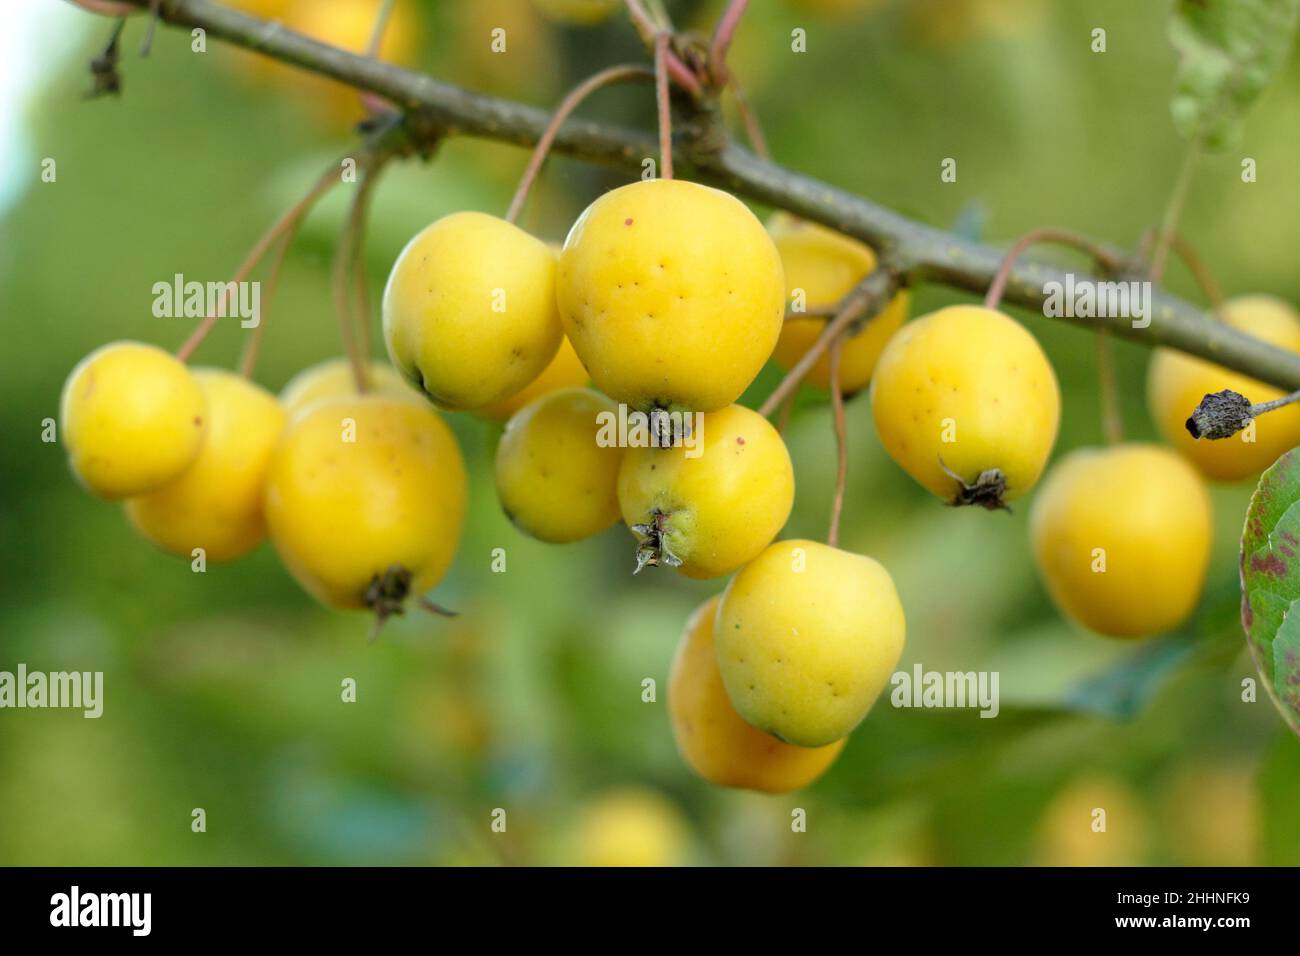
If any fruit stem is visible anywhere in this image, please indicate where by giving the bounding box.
[237,227,295,379]
[983,228,1121,311]
[344,162,385,374]
[827,335,848,549]
[505,64,653,225]
[67,0,136,15]
[357,0,397,117]
[623,0,703,97]
[710,0,750,75]
[1148,141,1200,285]
[1094,330,1124,446]
[176,161,340,363]
[728,71,770,161]
[332,181,369,394]
[1138,226,1225,314]
[758,267,898,418]
[775,392,794,435]
[654,31,675,181]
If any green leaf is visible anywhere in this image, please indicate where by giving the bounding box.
[1060,632,1203,720]
[1240,448,1300,735]
[1168,0,1300,150]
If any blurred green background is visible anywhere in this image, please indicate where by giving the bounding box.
[2,0,1299,866]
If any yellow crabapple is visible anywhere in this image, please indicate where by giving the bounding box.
[557,178,785,413]
[670,596,846,793]
[60,340,208,499]
[279,357,416,419]
[125,369,286,561]
[494,388,624,543]
[264,393,466,615]
[869,304,1060,509]
[767,215,908,395]
[476,336,589,423]
[1147,295,1300,481]
[716,539,906,747]
[617,403,794,578]
[1028,443,1212,638]
[384,212,563,411]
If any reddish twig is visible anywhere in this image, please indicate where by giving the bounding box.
[346,165,384,361]
[623,0,703,97]
[775,392,794,436]
[1139,226,1225,313]
[983,227,1120,311]
[758,268,896,418]
[65,0,138,15]
[237,227,295,379]
[1094,330,1123,445]
[176,163,340,362]
[359,0,396,116]
[506,64,653,224]
[827,335,847,549]
[331,191,367,394]
[710,0,750,74]
[728,71,769,161]
[1149,142,1200,285]
[654,32,674,180]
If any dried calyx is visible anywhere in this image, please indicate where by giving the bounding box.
[1185,389,1255,440]
[631,510,683,574]
[940,459,1011,512]
[364,564,457,641]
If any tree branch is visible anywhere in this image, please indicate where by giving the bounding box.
[100,0,1300,391]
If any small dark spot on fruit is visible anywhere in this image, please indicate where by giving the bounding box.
[736,436,745,445]
[194,417,202,427]
[625,218,634,226]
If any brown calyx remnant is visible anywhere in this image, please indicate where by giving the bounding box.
[1185,389,1253,440]
[631,509,684,574]
[939,458,1012,512]
[364,564,457,641]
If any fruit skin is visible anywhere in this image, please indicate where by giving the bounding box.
[1148,295,1300,481]
[60,341,208,500]
[869,304,1060,506]
[280,358,415,419]
[383,212,562,411]
[716,539,906,747]
[670,596,846,793]
[617,404,794,579]
[495,388,624,543]
[557,179,785,413]
[571,788,690,867]
[767,214,908,394]
[477,336,589,422]
[125,370,287,561]
[264,393,466,609]
[1028,443,1211,638]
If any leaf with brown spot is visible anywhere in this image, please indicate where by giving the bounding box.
[1241,447,1300,735]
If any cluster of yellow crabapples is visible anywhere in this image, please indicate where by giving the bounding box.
[60,176,1300,794]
